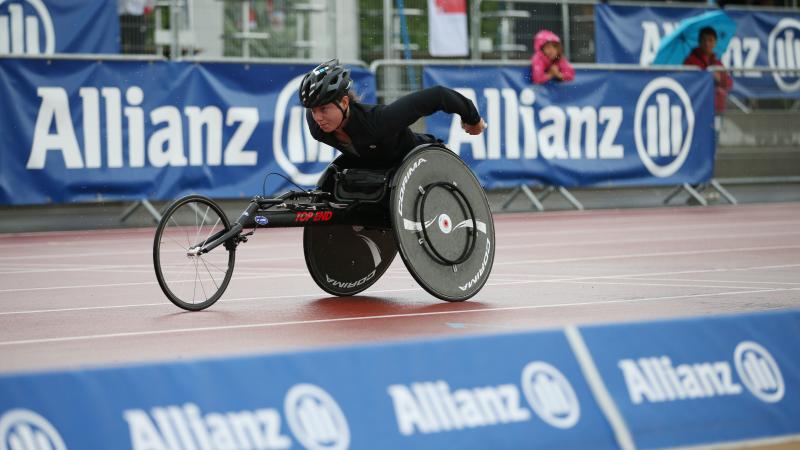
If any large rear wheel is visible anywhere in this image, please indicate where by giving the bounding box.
[153,195,235,311]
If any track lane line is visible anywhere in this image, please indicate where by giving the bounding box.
[1,287,797,346]
[1,263,797,316]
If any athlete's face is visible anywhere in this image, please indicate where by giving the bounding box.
[310,96,349,132]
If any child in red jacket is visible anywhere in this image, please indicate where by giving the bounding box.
[683,26,733,113]
[531,30,575,84]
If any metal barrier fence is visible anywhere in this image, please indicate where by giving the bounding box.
[371,59,800,184]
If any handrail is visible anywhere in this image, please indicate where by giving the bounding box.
[0,53,167,62]
[0,54,368,68]
[369,59,703,73]
[369,59,800,74]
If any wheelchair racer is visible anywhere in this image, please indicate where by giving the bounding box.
[299,59,486,183]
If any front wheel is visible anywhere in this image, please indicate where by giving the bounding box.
[153,195,235,311]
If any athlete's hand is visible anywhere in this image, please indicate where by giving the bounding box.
[462,118,487,135]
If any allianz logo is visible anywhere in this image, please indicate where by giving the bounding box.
[27,86,259,170]
[0,409,67,450]
[768,18,800,92]
[387,361,580,436]
[444,80,694,178]
[0,0,55,55]
[619,341,785,405]
[124,384,350,450]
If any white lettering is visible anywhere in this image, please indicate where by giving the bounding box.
[599,107,624,159]
[538,106,568,160]
[27,86,260,169]
[80,87,101,168]
[640,21,678,65]
[447,88,486,159]
[325,269,376,290]
[388,381,530,436]
[148,106,187,167]
[397,158,427,217]
[620,357,744,405]
[123,403,290,450]
[125,87,146,168]
[27,87,83,169]
[388,385,434,435]
[566,106,597,159]
[102,87,124,168]
[224,107,259,165]
[458,238,491,291]
[185,106,223,166]
[124,410,169,450]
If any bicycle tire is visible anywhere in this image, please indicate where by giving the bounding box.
[153,195,235,311]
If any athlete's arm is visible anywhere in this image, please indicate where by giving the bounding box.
[375,86,482,135]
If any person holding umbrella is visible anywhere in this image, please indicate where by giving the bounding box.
[683,26,733,115]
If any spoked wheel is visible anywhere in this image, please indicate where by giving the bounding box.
[153,195,235,311]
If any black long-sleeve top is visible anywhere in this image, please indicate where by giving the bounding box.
[306,86,481,169]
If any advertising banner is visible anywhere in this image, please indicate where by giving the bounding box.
[0,0,119,55]
[0,58,375,204]
[580,311,800,449]
[0,331,617,450]
[595,4,800,98]
[423,66,715,188]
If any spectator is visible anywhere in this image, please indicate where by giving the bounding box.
[683,26,733,114]
[531,30,575,84]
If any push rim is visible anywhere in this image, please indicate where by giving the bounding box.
[153,195,235,311]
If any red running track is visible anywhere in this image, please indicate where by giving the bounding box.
[1,203,798,374]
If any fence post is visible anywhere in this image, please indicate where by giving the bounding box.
[471,0,482,60]
[170,0,180,59]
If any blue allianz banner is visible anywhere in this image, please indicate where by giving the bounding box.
[580,310,800,449]
[0,0,119,55]
[0,58,375,205]
[595,4,800,98]
[0,331,618,450]
[423,66,715,188]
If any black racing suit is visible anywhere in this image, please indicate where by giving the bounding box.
[306,86,482,174]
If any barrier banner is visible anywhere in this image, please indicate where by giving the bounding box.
[423,66,715,188]
[0,58,375,205]
[0,0,119,55]
[579,311,800,449]
[595,4,800,98]
[0,332,618,450]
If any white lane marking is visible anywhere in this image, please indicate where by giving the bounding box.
[565,326,636,450]
[1,241,798,294]
[625,277,800,286]
[496,230,800,250]
[495,244,800,266]
[1,216,798,258]
[0,263,797,316]
[0,272,310,294]
[562,280,778,290]
[0,250,304,262]
[0,287,797,346]
[497,218,800,238]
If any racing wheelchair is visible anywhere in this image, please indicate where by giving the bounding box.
[152,145,495,311]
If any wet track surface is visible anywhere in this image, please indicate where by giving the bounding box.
[1,203,798,374]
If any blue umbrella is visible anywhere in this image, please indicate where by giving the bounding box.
[653,10,737,65]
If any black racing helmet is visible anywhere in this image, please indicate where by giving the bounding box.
[299,59,353,108]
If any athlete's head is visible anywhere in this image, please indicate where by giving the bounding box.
[300,59,354,132]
